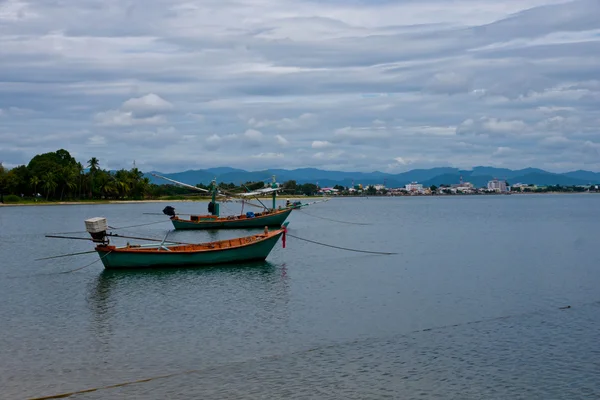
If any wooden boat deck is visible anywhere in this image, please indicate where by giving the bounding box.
[97,230,283,254]
[176,208,286,222]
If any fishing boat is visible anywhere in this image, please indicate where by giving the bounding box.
[84,217,288,269]
[168,207,293,230]
[154,173,296,230]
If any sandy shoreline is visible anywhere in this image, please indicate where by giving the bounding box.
[0,199,202,207]
[0,196,310,207]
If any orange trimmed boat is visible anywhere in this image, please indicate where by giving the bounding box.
[85,217,288,269]
[154,173,295,230]
[168,207,293,230]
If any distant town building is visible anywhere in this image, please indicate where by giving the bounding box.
[512,183,537,191]
[373,184,386,191]
[451,175,474,191]
[487,178,507,192]
[405,182,423,191]
[452,182,474,189]
[318,187,339,194]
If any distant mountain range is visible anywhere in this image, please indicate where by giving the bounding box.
[145,166,600,188]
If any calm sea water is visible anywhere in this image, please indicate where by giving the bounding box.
[1,195,599,399]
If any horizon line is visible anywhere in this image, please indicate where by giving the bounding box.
[144,165,600,175]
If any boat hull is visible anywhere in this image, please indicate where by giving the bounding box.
[171,208,292,230]
[96,232,283,269]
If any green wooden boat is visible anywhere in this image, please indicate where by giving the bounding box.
[155,173,294,230]
[170,207,292,230]
[153,173,330,230]
[94,224,288,269]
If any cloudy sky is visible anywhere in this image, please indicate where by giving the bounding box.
[1,0,599,173]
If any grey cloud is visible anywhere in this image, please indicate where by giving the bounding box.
[1,0,600,172]
[425,72,471,94]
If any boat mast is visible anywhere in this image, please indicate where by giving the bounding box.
[211,178,220,216]
[271,175,277,210]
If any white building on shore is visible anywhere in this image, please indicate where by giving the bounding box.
[488,178,508,192]
[405,182,423,192]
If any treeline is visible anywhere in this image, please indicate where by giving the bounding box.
[511,184,597,193]
[0,149,155,202]
[282,181,378,195]
[0,149,327,203]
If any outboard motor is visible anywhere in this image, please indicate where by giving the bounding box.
[85,217,109,244]
[162,206,176,217]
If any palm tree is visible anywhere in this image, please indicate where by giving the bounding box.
[0,162,6,203]
[42,172,57,200]
[77,162,84,199]
[87,157,99,198]
[138,177,150,199]
[87,157,99,172]
[114,169,131,199]
[29,176,40,197]
[60,166,78,200]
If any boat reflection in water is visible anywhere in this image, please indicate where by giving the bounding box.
[86,260,291,339]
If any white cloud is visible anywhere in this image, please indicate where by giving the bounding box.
[456,117,529,136]
[394,157,408,165]
[94,110,167,127]
[492,146,514,157]
[251,152,284,159]
[313,150,344,160]
[275,134,289,147]
[243,129,263,147]
[94,93,172,126]
[333,126,391,144]
[0,107,34,117]
[205,134,222,150]
[312,140,332,149]
[121,93,173,117]
[540,136,572,149]
[425,72,471,94]
[248,113,317,130]
[205,133,238,150]
[87,135,106,146]
[186,113,205,121]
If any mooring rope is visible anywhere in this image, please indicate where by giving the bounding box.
[286,233,397,255]
[107,219,170,230]
[58,251,112,274]
[8,251,113,279]
[27,300,597,400]
[296,209,371,226]
[35,250,98,261]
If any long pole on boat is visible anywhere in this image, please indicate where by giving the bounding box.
[242,184,268,211]
[271,175,277,211]
[211,178,219,216]
[158,231,170,251]
[46,233,195,245]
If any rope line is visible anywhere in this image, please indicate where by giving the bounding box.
[27,300,598,400]
[8,251,112,279]
[296,209,371,225]
[58,251,112,274]
[107,219,170,230]
[286,233,397,255]
[35,250,98,261]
